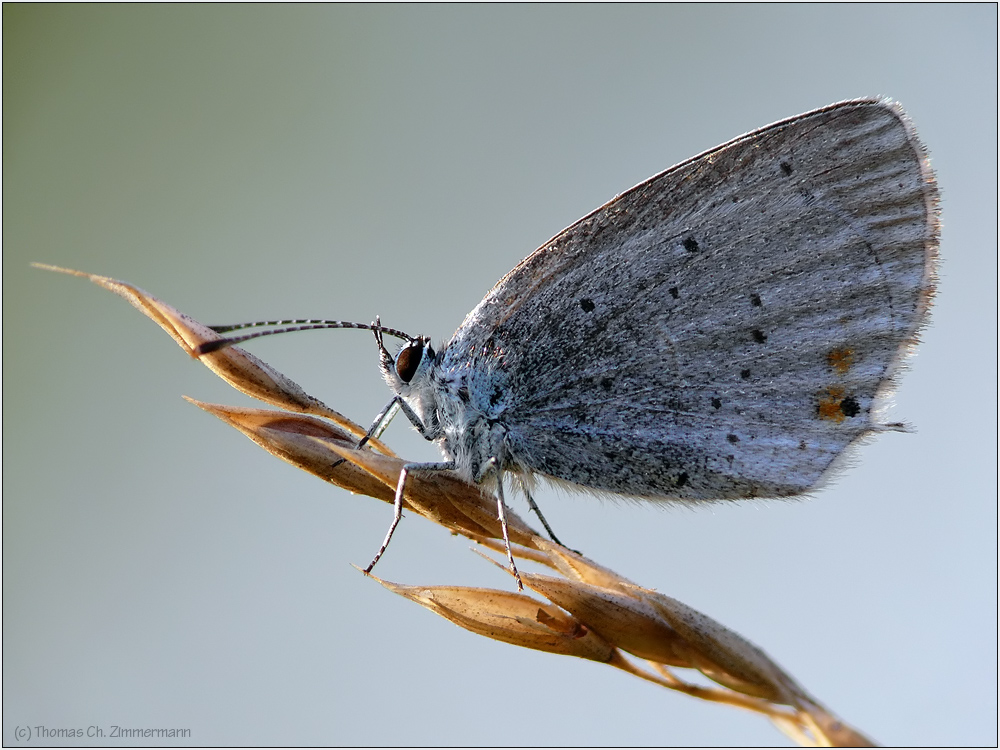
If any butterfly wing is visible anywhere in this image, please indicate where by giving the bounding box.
[442,99,938,501]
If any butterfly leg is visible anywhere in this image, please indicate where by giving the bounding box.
[517,480,569,549]
[357,396,439,448]
[329,398,403,472]
[358,397,403,447]
[364,460,455,574]
[334,395,439,470]
[485,459,523,591]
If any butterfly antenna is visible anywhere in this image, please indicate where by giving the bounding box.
[196,319,414,355]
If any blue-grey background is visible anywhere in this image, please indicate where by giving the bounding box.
[4,5,996,746]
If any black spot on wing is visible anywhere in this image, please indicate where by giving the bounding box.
[840,396,861,418]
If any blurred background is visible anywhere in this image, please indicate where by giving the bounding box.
[4,5,996,746]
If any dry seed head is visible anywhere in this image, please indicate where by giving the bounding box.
[645,590,802,705]
[799,704,877,747]
[522,573,692,668]
[185,401,400,501]
[371,577,616,662]
[34,264,392,452]
[532,539,640,589]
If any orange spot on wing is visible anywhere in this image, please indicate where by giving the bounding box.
[817,386,847,423]
[827,347,854,375]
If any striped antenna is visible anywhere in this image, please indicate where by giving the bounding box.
[196,319,415,355]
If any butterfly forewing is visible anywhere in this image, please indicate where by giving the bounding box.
[442,99,937,501]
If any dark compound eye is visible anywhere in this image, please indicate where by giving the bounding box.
[395,341,424,383]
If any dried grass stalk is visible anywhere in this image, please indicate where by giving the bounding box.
[38,264,877,747]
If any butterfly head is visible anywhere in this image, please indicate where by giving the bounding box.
[374,319,435,396]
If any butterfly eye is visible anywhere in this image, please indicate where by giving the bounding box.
[395,341,424,383]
